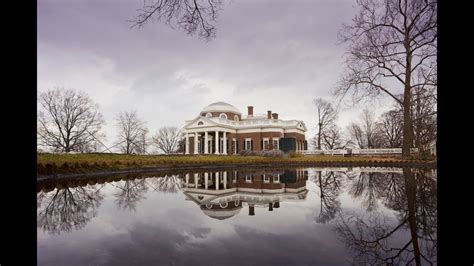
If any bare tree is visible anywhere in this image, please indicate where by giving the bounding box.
[321,125,351,150]
[379,109,403,148]
[130,0,224,40]
[349,109,383,149]
[37,185,105,234]
[348,122,366,149]
[411,85,437,153]
[115,111,148,154]
[146,175,183,193]
[113,178,148,212]
[38,88,104,153]
[336,0,437,156]
[152,126,183,154]
[312,171,343,223]
[314,98,338,150]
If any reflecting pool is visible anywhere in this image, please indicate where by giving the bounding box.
[37,167,437,265]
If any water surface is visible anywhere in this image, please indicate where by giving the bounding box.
[37,167,437,265]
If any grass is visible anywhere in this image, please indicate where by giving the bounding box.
[37,152,435,175]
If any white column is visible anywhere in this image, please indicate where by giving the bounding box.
[205,172,209,189]
[185,133,189,154]
[194,132,199,154]
[185,173,189,188]
[204,131,209,154]
[214,131,220,154]
[194,173,198,188]
[223,171,227,189]
[215,172,219,190]
[223,132,227,155]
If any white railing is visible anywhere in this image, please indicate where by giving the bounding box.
[302,148,419,156]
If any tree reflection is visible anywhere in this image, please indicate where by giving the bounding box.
[37,184,105,234]
[335,168,437,265]
[146,174,183,193]
[113,178,148,212]
[313,171,343,223]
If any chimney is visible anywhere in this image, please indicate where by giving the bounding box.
[247,106,254,117]
[267,110,272,119]
[249,205,255,216]
[272,113,279,119]
[268,202,273,211]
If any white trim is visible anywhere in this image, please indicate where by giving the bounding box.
[219,113,228,120]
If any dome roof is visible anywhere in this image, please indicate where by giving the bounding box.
[201,208,242,220]
[201,102,242,114]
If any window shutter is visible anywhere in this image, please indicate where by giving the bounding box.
[251,140,253,151]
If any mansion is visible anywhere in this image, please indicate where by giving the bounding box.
[183,102,307,154]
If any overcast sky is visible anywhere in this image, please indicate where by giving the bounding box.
[38,0,395,150]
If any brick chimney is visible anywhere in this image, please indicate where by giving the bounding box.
[267,110,272,119]
[272,113,279,119]
[247,106,254,117]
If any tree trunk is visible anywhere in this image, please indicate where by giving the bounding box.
[317,123,322,150]
[402,39,414,157]
[403,168,421,266]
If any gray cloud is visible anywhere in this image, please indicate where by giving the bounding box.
[38,0,394,149]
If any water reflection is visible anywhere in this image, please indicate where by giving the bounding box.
[37,167,436,265]
[182,169,308,220]
[333,168,437,265]
[37,184,105,234]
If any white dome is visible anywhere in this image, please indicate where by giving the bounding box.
[201,207,242,220]
[201,102,242,114]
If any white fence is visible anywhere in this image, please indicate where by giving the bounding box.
[302,148,418,156]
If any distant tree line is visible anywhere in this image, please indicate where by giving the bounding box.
[311,94,436,154]
[37,87,183,154]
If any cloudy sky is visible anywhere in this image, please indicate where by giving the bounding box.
[38,0,394,150]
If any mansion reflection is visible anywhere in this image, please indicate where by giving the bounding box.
[182,169,309,220]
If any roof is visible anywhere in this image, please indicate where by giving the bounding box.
[201,102,242,114]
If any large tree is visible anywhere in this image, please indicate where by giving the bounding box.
[152,126,183,154]
[38,88,104,153]
[131,0,224,40]
[115,110,148,154]
[336,0,437,156]
[314,98,338,150]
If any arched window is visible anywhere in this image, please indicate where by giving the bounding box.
[219,113,227,119]
[198,121,204,125]
[206,112,212,118]
[234,115,239,121]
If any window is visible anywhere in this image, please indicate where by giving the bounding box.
[263,139,269,150]
[273,138,279,150]
[219,113,227,119]
[206,112,212,118]
[273,174,280,183]
[232,139,237,154]
[234,115,239,121]
[245,139,252,151]
[245,175,252,183]
[263,174,270,183]
[198,121,204,125]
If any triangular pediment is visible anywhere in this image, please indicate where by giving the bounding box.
[183,116,220,129]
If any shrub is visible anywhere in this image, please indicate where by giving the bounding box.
[288,151,304,158]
